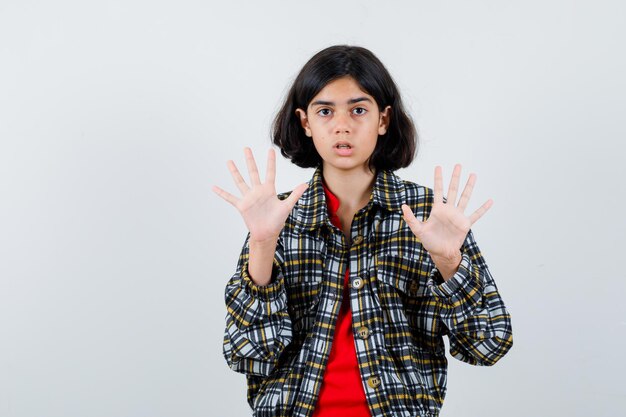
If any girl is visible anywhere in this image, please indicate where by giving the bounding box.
[212,45,513,417]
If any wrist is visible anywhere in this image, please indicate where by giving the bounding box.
[249,234,280,246]
[248,235,280,287]
[431,251,462,282]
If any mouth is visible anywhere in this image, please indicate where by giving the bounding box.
[333,141,354,156]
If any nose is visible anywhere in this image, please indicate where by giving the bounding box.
[333,111,351,135]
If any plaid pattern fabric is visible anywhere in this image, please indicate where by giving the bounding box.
[223,166,513,417]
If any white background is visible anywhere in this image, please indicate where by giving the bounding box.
[1,1,625,416]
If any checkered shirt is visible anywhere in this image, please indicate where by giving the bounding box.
[223,165,513,417]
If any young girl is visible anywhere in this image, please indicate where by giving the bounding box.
[212,45,513,417]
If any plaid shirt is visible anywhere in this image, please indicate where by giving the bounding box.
[223,166,513,417]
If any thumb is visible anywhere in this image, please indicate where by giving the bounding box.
[401,204,423,236]
[285,183,309,209]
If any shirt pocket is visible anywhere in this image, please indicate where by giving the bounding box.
[375,252,444,354]
[285,276,322,334]
[375,252,432,298]
[374,252,431,339]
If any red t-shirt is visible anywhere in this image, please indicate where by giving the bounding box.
[312,181,371,417]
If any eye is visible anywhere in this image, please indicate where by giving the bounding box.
[317,108,332,117]
[352,107,368,115]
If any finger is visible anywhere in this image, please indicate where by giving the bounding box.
[401,204,423,236]
[227,160,250,194]
[244,147,261,186]
[457,173,476,212]
[469,199,494,225]
[284,183,309,209]
[446,164,462,206]
[265,148,276,184]
[433,166,443,203]
[211,185,240,207]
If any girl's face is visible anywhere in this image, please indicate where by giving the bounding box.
[295,76,390,175]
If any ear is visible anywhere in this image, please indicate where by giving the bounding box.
[378,105,391,135]
[295,108,312,137]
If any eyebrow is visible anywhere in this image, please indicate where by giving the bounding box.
[309,97,373,107]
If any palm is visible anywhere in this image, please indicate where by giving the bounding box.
[236,178,295,241]
[415,200,472,259]
[212,147,309,242]
[401,164,493,260]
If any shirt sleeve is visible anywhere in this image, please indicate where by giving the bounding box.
[222,232,293,377]
[427,229,513,366]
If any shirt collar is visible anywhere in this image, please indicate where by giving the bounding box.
[294,165,406,233]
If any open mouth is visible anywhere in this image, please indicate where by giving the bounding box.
[336,144,352,149]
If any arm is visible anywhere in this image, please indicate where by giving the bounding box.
[223,233,292,377]
[401,164,512,366]
[213,147,307,377]
[428,229,513,366]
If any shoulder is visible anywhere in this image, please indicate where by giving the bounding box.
[385,172,435,221]
[392,172,434,205]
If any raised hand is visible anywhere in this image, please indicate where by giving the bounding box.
[400,164,493,280]
[212,147,309,243]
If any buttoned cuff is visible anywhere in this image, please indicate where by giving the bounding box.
[241,258,285,302]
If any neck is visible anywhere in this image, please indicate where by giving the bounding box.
[321,163,376,211]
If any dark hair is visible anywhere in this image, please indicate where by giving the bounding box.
[272,45,417,172]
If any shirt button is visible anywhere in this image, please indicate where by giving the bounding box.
[367,375,381,389]
[409,280,419,294]
[352,235,364,245]
[357,326,370,339]
[352,278,364,289]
